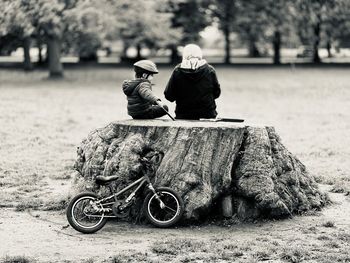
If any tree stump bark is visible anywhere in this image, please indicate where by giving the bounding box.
[73,120,328,222]
[47,37,63,78]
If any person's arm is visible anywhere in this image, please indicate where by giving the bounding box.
[210,67,221,99]
[138,82,160,104]
[164,70,177,102]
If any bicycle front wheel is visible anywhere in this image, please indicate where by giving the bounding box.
[66,192,107,234]
[144,187,184,228]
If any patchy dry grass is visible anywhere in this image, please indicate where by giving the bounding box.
[146,225,350,263]
[330,179,350,194]
[280,245,308,263]
[151,237,274,262]
[14,187,73,211]
[322,220,336,228]
[109,252,156,263]
[0,255,34,263]
[15,198,42,211]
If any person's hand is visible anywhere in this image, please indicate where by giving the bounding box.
[160,102,169,111]
[156,99,168,110]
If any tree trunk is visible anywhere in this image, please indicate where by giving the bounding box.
[120,42,129,62]
[221,0,234,64]
[79,44,98,62]
[223,25,231,64]
[136,43,142,60]
[23,37,33,71]
[73,120,328,222]
[79,51,98,62]
[273,30,281,65]
[37,37,44,65]
[313,22,321,63]
[47,37,63,78]
[326,40,332,58]
[248,40,260,57]
[170,45,181,65]
[44,41,49,64]
[38,44,43,64]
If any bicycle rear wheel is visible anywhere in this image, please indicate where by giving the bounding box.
[144,187,184,228]
[66,192,107,234]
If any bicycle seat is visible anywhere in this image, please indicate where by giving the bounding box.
[95,175,119,185]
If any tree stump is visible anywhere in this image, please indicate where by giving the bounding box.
[73,119,328,221]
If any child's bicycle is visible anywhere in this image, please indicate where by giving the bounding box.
[66,156,184,234]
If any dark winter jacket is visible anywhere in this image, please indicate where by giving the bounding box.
[164,63,221,119]
[122,79,159,117]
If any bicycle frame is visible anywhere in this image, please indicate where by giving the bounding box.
[95,175,156,208]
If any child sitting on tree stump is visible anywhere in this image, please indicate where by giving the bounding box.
[122,60,169,119]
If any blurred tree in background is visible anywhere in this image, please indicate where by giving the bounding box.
[0,0,35,70]
[295,0,350,63]
[64,0,111,62]
[234,0,295,64]
[235,0,267,58]
[166,0,212,63]
[1,0,350,75]
[266,0,295,64]
[1,0,68,77]
[109,0,182,62]
[0,0,110,76]
[35,0,66,77]
[323,0,350,56]
[209,0,236,64]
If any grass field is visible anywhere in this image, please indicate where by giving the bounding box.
[0,66,350,262]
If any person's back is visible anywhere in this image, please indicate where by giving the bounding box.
[123,78,155,117]
[123,60,168,119]
[164,44,221,120]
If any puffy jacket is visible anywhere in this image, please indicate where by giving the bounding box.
[164,63,221,119]
[122,79,159,117]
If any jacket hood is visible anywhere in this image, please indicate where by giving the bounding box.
[122,79,149,95]
[176,63,210,82]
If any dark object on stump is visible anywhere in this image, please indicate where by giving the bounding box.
[73,120,327,222]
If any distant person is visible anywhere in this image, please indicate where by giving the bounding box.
[164,44,221,120]
[122,60,168,119]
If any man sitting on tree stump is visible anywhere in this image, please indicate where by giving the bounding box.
[164,44,221,120]
[122,60,169,119]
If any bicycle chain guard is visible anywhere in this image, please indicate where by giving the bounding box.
[112,199,131,218]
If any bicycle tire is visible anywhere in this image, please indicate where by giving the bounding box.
[66,192,107,234]
[144,187,184,228]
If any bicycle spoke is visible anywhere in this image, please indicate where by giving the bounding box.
[72,197,104,228]
[164,205,177,213]
[148,190,180,224]
[77,215,88,221]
